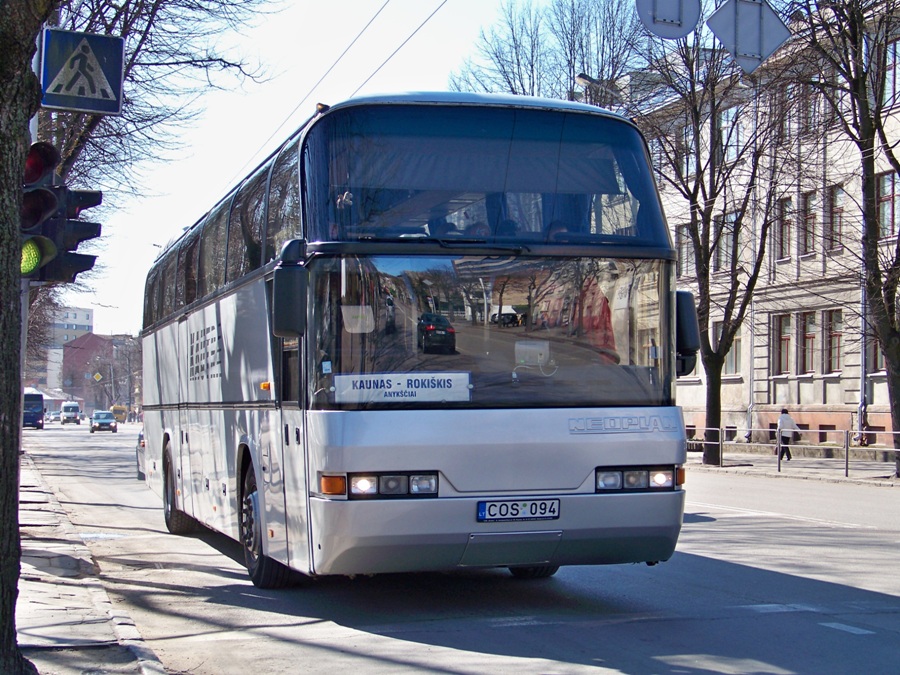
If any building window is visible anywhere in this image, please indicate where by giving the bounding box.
[714,212,737,272]
[799,190,817,254]
[677,224,695,278]
[824,309,842,374]
[774,314,791,375]
[63,334,69,341]
[825,184,844,250]
[775,84,795,142]
[681,123,696,177]
[718,105,743,163]
[777,197,792,259]
[798,82,818,135]
[877,171,900,238]
[715,321,741,375]
[884,39,900,109]
[799,311,816,373]
[872,333,886,372]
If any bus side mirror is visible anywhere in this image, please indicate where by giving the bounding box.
[272,264,308,338]
[675,290,700,378]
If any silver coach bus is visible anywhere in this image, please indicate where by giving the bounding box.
[141,92,700,588]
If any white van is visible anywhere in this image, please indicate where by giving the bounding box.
[61,402,81,425]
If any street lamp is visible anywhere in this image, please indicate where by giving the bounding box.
[575,73,619,108]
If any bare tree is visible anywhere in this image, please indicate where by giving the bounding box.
[546,0,645,103]
[786,0,900,475]
[451,0,644,101]
[451,0,550,96]
[625,18,806,464]
[41,0,271,193]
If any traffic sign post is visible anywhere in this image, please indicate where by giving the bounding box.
[40,28,124,115]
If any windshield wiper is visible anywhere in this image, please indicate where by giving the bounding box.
[431,238,531,253]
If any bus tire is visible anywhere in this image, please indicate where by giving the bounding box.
[163,446,195,534]
[241,466,292,588]
[508,565,559,579]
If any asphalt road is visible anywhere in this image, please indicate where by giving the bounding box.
[23,424,900,674]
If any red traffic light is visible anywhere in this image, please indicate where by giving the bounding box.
[21,188,58,231]
[24,142,60,186]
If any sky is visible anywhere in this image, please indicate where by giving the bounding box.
[62,0,508,335]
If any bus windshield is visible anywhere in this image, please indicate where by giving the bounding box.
[307,254,674,410]
[304,104,669,245]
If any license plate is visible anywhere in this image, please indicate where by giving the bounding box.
[435,330,446,335]
[477,499,560,522]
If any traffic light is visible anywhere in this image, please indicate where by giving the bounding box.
[20,142,60,277]
[40,185,103,283]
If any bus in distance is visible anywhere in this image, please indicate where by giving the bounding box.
[23,391,44,429]
[141,92,700,588]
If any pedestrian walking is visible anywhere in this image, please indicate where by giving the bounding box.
[777,408,801,461]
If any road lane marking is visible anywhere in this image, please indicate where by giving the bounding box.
[686,501,877,529]
[820,622,875,635]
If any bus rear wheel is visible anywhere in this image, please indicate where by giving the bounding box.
[240,467,292,588]
[508,565,559,579]
[163,446,195,534]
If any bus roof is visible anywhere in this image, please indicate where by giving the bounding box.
[325,91,628,123]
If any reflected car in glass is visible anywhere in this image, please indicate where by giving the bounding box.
[416,313,456,354]
[90,411,118,433]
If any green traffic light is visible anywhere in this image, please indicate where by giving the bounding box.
[21,239,42,275]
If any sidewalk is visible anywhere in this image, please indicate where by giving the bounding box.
[16,452,165,675]
[686,450,900,487]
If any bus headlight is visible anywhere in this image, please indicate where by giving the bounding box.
[596,471,623,490]
[350,476,378,495]
[379,475,409,495]
[594,466,679,492]
[347,472,438,498]
[624,470,649,489]
[650,469,674,488]
[409,474,437,494]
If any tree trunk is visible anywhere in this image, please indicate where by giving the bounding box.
[0,3,54,672]
[702,360,724,465]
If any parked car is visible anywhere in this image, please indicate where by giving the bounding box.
[135,427,145,480]
[90,411,118,433]
[417,313,456,353]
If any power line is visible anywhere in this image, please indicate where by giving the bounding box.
[227,0,450,190]
[225,0,393,187]
[350,0,449,98]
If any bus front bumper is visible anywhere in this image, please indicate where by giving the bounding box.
[306,490,685,576]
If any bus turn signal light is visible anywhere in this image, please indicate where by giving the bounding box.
[319,475,347,495]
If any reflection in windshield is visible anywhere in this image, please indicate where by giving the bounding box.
[308,255,674,410]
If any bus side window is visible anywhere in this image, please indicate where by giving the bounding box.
[198,205,228,298]
[157,255,177,319]
[175,227,200,309]
[227,167,268,281]
[266,140,301,263]
[143,267,159,328]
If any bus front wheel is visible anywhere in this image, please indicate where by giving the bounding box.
[240,466,292,588]
[508,565,559,579]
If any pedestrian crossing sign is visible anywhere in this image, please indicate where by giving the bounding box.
[41,28,124,115]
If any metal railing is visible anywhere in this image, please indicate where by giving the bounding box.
[685,426,899,478]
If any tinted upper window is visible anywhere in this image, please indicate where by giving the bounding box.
[304,105,669,246]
